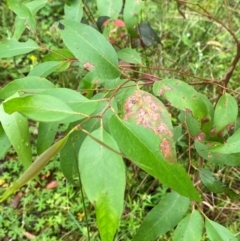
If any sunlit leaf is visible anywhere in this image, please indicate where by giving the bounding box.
[205,218,238,241]
[28,61,70,77]
[64,0,83,22]
[59,20,120,79]
[110,115,200,201]
[97,0,122,18]
[79,128,125,241]
[0,39,38,58]
[195,141,240,166]
[3,95,76,122]
[117,48,142,65]
[153,79,214,134]
[0,124,11,159]
[0,105,32,169]
[212,93,238,137]
[0,76,55,100]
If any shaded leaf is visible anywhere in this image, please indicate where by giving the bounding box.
[43,49,74,62]
[79,128,125,241]
[133,192,190,241]
[199,168,237,199]
[59,20,120,79]
[205,218,238,241]
[37,122,59,155]
[137,22,161,47]
[173,210,203,241]
[0,39,38,58]
[109,115,200,201]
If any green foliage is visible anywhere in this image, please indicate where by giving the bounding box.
[0,0,240,240]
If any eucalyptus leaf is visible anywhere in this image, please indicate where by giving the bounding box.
[0,39,38,58]
[79,128,125,241]
[58,20,120,79]
[3,95,77,122]
[28,61,70,77]
[110,115,200,201]
[133,192,190,241]
[0,124,11,159]
[173,210,203,241]
[117,48,142,64]
[0,76,55,100]
[64,0,83,22]
[0,105,32,169]
[123,0,144,37]
[97,0,122,18]
[205,218,238,241]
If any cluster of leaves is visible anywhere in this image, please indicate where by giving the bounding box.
[0,0,240,240]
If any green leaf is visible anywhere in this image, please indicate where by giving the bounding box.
[37,122,59,155]
[0,105,32,169]
[13,16,26,40]
[60,130,86,185]
[97,0,122,18]
[212,93,238,136]
[179,111,202,138]
[208,128,240,154]
[173,210,203,241]
[153,79,214,134]
[3,95,77,122]
[0,124,11,159]
[205,218,238,241]
[117,48,142,64]
[39,88,100,123]
[195,141,240,166]
[133,192,190,241]
[28,61,70,77]
[43,49,74,62]
[123,0,144,37]
[0,76,55,100]
[123,90,177,163]
[59,20,120,79]
[199,168,237,199]
[0,131,72,202]
[79,128,125,241]
[64,0,83,22]
[25,0,48,15]
[0,39,38,58]
[109,115,200,201]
